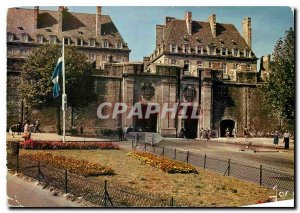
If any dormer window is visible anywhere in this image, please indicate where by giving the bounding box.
[37,35,43,43]
[21,34,28,42]
[103,40,109,48]
[49,35,57,44]
[116,41,123,49]
[7,33,14,42]
[182,45,190,54]
[89,38,96,47]
[207,45,216,55]
[196,46,204,54]
[221,48,227,56]
[244,49,251,58]
[232,49,239,57]
[63,37,70,45]
[76,38,83,46]
[170,43,178,53]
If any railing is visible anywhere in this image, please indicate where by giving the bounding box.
[134,142,294,193]
[7,154,183,207]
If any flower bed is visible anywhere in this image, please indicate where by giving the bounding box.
[20,152,115,176]
[20,139,119,150]
[127,151,198,174]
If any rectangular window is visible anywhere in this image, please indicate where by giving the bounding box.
[7,34,14,42]
[63,37,70,45]
[103,40,109,48]
[170,44,177,53]
[233,49,239,57]
[183,45,190,53]
[208,46,215,55]
[89,38,96,47]
[197,61,203,67]
[171,59,177,64]
[49,35,57,44]
[77,38,83,46]
[209,62,212,68]
[223,62,227,74]
[21,34,28,42]
[196,46,203,54]
[221,48,227,56]
[247,64,251,71]
[116,41,123,49]
[37,35,43,43]
[183,61,189,73]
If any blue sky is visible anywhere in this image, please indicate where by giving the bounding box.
[24,6,294,62]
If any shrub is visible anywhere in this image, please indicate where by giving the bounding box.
[127,151,198,174]
[20,152,115,176]
[20,139,119,150]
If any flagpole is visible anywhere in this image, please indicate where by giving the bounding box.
[62,41,66,142]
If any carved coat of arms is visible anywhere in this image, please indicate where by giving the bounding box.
[140,82,155,101]
[182,85,196,102]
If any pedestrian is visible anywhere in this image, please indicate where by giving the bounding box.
[17,121,22,135]
[22,120,31,141]
[118,126,123,141]
[199,128,204,139]
[178,127,185,138]
[128,125,133,133]
[225,128,230,137]
[207,129,211,140]
[232,128,237,139]
[34,119,41,133]
[273,130,279,148]
[283,130,290,149]
[123,125,128,136]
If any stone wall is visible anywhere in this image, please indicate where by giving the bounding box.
[212,83,280,136]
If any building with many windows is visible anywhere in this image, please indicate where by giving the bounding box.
[7,8,277,137]
[7,6,130,130]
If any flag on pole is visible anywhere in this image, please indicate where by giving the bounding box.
[51,57,63,98]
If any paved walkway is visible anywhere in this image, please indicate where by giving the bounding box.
[6,133,116,142]
[7,173,83,207]
[164,137,294,149]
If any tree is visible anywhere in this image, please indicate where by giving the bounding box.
[19,44,95,134]
[264,27,295,121]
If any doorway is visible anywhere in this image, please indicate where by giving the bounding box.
[182,106,198,139]
[220,119,235,137]
[134,104,157,132]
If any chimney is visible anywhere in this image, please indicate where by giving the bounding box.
[34,6,39,29]
[184,12,192,35]
[58,6,65,32]
[208,14,216,37]
[156,25,164,47]
[96,6,102,36]
[165,17,175,25]
[242,17,252,48]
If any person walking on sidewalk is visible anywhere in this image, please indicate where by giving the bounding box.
[283,130,290,149]
[34,119,41,133]
[273,130,279,148]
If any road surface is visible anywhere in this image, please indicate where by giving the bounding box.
[7,173,83,207]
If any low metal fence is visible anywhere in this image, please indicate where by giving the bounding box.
[136,142,294,193]
[7,153,182,207]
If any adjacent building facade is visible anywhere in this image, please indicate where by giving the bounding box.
[7,7,278,137]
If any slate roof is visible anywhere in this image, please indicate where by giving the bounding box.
[7,7,130,50]
[157,18,255,57]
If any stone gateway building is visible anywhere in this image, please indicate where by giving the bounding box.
[7,7,278,138]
